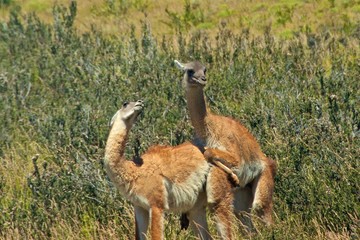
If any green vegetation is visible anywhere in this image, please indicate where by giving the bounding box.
[0,0,12,7]
[1,0,359,37]
[0,1,359,239]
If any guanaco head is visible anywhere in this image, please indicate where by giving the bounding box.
[174,60,207,87]
[110,100,144,128]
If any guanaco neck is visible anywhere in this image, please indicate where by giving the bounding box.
[104,119,129,169]
[186,86,208,143]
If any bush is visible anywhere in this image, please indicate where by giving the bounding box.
[0,2,358,239]
[0,0,12,7]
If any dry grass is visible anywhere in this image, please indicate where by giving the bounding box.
[0,1,358,239]
[0,0,359,37]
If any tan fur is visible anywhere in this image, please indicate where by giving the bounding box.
[105,101,212,240]
[175,60,277,239]
[204,148,240,186]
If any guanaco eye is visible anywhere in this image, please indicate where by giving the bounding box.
[204,68,207,74]
[187,69,195,76]
[122,101,129,107]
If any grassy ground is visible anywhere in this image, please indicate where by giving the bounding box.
[1,0,359,38]
[0,1,359,239]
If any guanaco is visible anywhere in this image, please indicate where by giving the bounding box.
[174,60,276,239]
[104,100,213,240]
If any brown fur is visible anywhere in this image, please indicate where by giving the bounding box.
[105,101,212,240]
[175,60,277,239]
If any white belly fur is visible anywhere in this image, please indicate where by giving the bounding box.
[163,162,210,212]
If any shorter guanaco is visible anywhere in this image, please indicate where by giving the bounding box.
[104,100,212,240]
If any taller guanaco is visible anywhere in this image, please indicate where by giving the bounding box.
[174,60,276,239]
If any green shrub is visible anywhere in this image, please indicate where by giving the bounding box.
[0,0,12,7]
[163,0,208,32]
[0,1,359,239]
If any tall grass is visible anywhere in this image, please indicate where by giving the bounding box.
[1,0,359,37]
[0,2,359,239]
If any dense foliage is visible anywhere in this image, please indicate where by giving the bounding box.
[0,2,359,239]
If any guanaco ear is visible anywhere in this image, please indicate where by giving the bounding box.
[174,60,186,71]
[109,110,119,127]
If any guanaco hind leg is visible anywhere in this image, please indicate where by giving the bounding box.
[251,158,276,226]
[187,205,212,240]
[135,206,150,240]
[207,168,236,240]
[233,187,254,232]
[150,207,164,240]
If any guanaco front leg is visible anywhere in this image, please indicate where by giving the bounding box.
[204,148,238,165]
[206,148,276,226]
[204,148,241,187]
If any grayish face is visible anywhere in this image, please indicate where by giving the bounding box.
[110,100,144,127]
[174,60,207,87]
